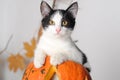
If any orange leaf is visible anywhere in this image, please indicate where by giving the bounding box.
[25,52,34,58]
[31,38,36,50]
[24,38,37,58]
[37,26,43,41]
[24,43,32,52]
[7,54,25,72]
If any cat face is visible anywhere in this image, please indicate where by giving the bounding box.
[40,1,78,38]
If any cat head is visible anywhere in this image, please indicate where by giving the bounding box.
[40,1,78,38]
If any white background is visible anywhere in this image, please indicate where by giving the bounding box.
[0,0,120,80]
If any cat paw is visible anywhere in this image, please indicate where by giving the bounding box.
[34,60,44,68]
[50,54,67,66]
[34,56,46,68]
[34,49,46,68]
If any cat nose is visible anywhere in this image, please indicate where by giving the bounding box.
[56,28,61,33]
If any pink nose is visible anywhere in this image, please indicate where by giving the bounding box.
[56,28,61,33]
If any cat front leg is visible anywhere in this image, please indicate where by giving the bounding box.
[34,48,46,68]
[50,53,68,66]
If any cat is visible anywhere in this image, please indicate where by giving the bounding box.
[34,1,91,72]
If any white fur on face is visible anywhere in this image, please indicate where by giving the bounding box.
[43,11,72,38]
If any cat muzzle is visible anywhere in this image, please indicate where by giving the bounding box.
[56,28,61,34]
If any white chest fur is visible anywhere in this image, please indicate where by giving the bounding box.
[34,33,83,68]
[39,35,72,55]
[37,33,83,63]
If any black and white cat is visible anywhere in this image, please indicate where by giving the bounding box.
[34,1,91,72]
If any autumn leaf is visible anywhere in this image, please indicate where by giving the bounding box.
[37,26,43,41]
[24,38,36,58]
[7,54,25,72]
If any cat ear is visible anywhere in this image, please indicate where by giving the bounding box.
[40,1,52,17]
[66,2,78,18]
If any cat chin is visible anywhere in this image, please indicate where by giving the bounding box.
[43,32,69,38]
[54,33,70,38]
[51,34,67,39]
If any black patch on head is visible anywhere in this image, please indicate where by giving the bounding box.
[41,10,55,30]
[41,9,76,30]
[61,10,76,30]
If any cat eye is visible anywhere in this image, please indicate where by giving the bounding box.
[49,20,55,25]
[62,20,68,26]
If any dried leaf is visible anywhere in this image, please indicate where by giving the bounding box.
[31,38,36,50]
[7,54,25,72]
[37,26,43,41]
[24,38,36,58]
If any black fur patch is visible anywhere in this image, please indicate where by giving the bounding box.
[75,45,91,72]
[82,53,88,64]
[61,10,75,30]
[86,67,91,72]
[41,10,55,30]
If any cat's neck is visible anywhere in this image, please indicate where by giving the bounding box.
[41,32,71,41]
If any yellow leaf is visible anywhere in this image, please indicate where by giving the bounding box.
[31,38,36,50]
[25,52,34,58]
[24,43,32,52]
[24,38,37,58]
[37,26,43,41]
[7,54,25,72]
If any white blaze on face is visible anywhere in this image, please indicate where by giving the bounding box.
[52,11,62,28]
[52,11,63,34]
[47,11,62,35]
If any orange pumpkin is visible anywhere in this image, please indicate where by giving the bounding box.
[22,56,91,80]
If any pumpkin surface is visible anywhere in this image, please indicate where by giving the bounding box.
[22,56,91,80]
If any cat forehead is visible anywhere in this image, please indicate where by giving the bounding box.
[50,10,64,20]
